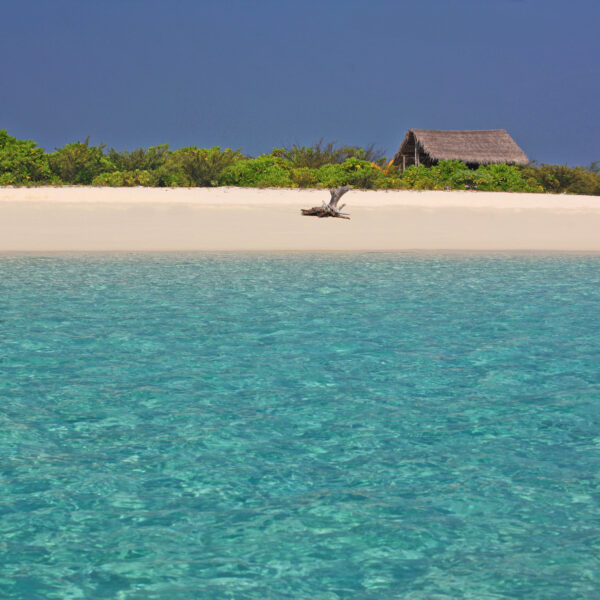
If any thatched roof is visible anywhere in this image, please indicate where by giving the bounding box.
[394,129,529,166]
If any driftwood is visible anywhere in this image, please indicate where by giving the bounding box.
[301,185,352,219]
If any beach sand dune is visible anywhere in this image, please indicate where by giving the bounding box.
[1,187,600,252]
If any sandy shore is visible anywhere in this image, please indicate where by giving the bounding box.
[1,187,600,252]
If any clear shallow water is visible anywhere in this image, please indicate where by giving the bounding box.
[1,253,599,600]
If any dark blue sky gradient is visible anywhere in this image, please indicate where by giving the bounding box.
[2,0,598,164]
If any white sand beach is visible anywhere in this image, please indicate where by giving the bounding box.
[1,186,600,252]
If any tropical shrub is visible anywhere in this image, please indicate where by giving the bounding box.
[399,161,472,191]
[520,163,600,195]
[434,160,477,189]
[92,170,159,187]
[398,161,539,192]
[153,168,190,187]
[273,139,387,168]
[314,158,382,189]
[372,174,407,190]
[399,164,439,190]
[167,146,242,186]
[291,167,317,188]
[48,138,112,184]
[1,130,598,194]
[107,144,169,172]
[222,155,294,187]
[91,172,124,186]
[474,163,537,192]
[0,129,53,184]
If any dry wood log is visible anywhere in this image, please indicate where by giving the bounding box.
[301,186,352,219]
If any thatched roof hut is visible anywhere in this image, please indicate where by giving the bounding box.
[393,129,529,170]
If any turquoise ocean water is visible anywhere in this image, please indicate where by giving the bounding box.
[1,253,599,599]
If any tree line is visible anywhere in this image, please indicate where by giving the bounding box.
[1,130,598,195]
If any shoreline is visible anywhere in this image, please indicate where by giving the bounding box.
[2,187,600,252]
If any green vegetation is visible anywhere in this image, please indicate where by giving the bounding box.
[271,139,387,168]
[0,130,54,185]
[222,155,293,188]
[107,144,169,172]
[168,146,243,187]
[0,130,598,195]
[519,162,600,196]
[48,137,113,185]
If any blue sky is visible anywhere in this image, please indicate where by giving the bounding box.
[2,0,598,164]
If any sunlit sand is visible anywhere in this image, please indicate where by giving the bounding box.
[1,187,600,252]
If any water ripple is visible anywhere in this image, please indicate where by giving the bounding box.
[1,253,599,599]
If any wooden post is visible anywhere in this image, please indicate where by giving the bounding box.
[414,142,419,167]
[402,154,406,172]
